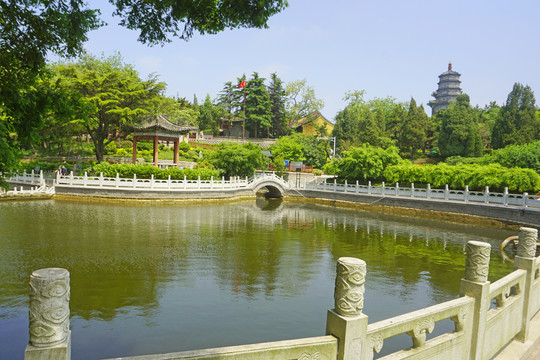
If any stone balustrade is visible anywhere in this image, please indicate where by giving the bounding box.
[24,227,540,360]
[306,180,540,209]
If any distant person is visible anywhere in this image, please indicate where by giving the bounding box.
[61,165,68,176]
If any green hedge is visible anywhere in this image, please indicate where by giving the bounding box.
[90,163,220,180]
[383,163,540,193]
[447,141,540,173]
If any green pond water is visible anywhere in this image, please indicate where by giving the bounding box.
[0,199,516,359]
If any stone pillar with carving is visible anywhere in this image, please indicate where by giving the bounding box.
[464,240,491,283]
[25,268,71,360]
[514,227,538,342]
[326,257,369,360]
[460,240,491,360]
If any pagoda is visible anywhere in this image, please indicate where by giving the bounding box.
[428,62,462,116]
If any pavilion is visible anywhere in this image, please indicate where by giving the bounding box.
[131,115,198,167]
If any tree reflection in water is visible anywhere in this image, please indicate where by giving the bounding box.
[0,200,515,360]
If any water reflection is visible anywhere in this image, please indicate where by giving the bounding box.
[0,199,515,360]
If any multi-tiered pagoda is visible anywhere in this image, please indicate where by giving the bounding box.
[428,62,462,116]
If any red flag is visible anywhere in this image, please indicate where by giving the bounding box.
[238,80,246,88]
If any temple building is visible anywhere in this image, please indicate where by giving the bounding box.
[428,62,462,116]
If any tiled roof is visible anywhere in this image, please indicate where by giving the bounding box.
[132,114,198,133]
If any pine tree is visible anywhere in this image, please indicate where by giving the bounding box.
[198,94,222,135]
[245,72,272,138]
[268,73,287,137]
[437,94,483,158]
[400,98,431,159]
[492,83,539,149]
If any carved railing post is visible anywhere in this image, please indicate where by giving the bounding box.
[326,257,369,360]
[514,227,538,342]
[25,268,71,360]
[460,241,491,360]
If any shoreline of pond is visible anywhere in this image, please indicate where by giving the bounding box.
[1,191,524,231]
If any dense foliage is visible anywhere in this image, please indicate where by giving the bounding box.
[492,83,539,149]
[50,54,165,162]
[112,0,288,44]
[0,0,287,175]
[270,134,328,168]
[209,142,268,178]
[331,92,433,157]
[445,140,540,173]
[90,162,219,180]
[325,143,403,182]
[436,94,483,158]
[383,163,540,193]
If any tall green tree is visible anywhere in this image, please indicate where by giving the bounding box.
[198,94,223,135]
[0,0,101,174]
[245,72,272,138]
[270,134,328,168]
[386,103,408,145]
[400,98,431,159]
[268,73,288,137]
[52,53,165,162]
[492,83,539,149]
[477,101,500,148]
[332,91,386,151]
[0,0,288,175]
[437,94,483,158]
[285,79,325,123]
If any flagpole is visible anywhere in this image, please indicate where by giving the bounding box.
[242,84,246,143]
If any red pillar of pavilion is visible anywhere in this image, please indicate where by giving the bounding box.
[174,138,179,165]
[132,136,138,164]
[153,136,159,167]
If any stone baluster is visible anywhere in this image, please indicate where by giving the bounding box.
[25,268,71,360]
[326,257,369,360]
[514,227,538,342]
[460,241,491,360]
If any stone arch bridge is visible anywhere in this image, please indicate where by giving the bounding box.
[249,172,290,198]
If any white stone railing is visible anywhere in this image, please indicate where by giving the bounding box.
[1,184,54,196]
[56,172,251,190]
[6,170,540,211]
[305,180,540,209]
[4,170,45,186]
[23,228,540,360]
[53,171,288,191]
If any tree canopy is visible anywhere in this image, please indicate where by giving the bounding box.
[436,94,482,158]
[112,0,289,44]
[0,0,288,174]
[51,53,166,162]
[491,83,539,149]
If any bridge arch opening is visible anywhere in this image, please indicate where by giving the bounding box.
[254,184,284,198]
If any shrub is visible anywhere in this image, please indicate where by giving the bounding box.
[332,144,403,182]
[178,142,191,152]
[116,140,133,149]
[104,142,117,155]
[383,162,540,193]
[90,162,220,180]
[136,142,153,151]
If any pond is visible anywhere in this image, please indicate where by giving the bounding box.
[0,199,515,359]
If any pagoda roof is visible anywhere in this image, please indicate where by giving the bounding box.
[439,70,461,77]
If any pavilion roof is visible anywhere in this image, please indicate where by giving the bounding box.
[132,114,198,136]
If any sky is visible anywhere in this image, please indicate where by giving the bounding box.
[77,0,540,120]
